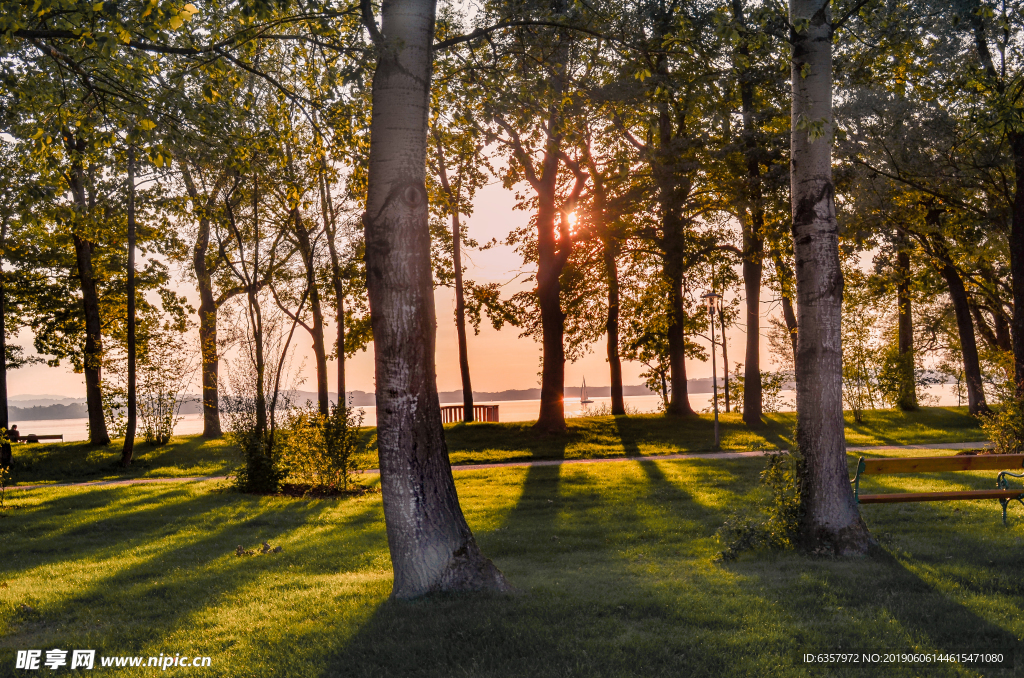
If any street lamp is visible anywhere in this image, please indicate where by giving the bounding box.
[702,291,722,450]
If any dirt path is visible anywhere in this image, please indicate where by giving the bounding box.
[6,441,990,494]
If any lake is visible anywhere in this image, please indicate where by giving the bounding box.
[8,384,967,442]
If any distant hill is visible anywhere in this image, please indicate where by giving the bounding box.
[9,403,89,421]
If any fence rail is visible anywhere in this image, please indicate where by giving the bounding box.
[439,404,499,423]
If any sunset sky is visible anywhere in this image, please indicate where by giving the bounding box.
[7,179,781,399]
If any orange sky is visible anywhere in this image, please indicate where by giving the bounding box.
[7,180,781,398]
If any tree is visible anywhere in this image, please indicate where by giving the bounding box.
[789,0,872,554]
[360,0,509,597]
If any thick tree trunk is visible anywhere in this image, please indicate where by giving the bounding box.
[895,245,918,410]
[0,217,10,468]
[939,261,989,415]
[605,246,625,415]
[790,0,871,555]
[121,146,137,466]
[293,209,330,416]
[535,192,567,431]
[665,263,695,417]
[362,0,508,598]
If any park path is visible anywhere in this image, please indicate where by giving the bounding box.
[5,440,990,494]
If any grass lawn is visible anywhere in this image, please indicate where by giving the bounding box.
[3,406,987,487]
[1,449,1021,677]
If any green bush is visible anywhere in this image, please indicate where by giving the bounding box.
[979,394,1024,455]
[279,403,365,492]
[716,438,805,561]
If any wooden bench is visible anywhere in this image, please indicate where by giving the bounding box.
[852,454,1024,525]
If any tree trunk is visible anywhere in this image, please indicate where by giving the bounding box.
[121,146,137,465]
[293,209,330,416]
[895,244,918,410]
[0,216,10,468]
[605,245,625,415]
[435,142,474,422]
[720,305,730,412]
[320,170,347,404]
[1008,133,1024,393]
[362,0,509,598]
[452,210,474,422]
[733,0,766,427]
[790,0,872,555]
[73,233,110,446]
[665,262,695,417]
[938,259,989,415]
[181,162,224,438]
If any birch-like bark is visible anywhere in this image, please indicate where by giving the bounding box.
[362,0,508,598]
[790,0,871,554]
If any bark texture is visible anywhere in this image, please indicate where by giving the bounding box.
[790,0,871,555]
[362,0,509,598]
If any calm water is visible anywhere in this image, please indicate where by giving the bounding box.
[9,385,966,442]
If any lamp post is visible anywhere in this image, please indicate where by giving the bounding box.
[702,292,722,450]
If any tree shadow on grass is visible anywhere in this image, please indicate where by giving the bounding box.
[313,453,791,678]
[307,452,1024,677]
[0,484,388,655]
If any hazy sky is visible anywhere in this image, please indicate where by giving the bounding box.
[7,179,781,399]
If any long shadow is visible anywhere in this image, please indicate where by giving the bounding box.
[314,447,783,677]
[310,447,1024,677]
[1,484,386,655]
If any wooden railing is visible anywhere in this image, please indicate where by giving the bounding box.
[439,404,499,423]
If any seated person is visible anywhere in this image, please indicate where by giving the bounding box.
[8,425,19,442]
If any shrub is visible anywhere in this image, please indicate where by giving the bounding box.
[717,436,805,561]
[979,394,1024,455]
[279,403,365,492]
[223,391,286,494]
[730,367,792,413]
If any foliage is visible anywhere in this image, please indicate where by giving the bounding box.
[0,463,9,508]
[731,367,791,413]
[137,328,198,446]
[979,392,1024,455]
[224,391,286,494]
[716,443,805,561]
[278,402,365,492]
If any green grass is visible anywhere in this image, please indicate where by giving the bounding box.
[1,449,1021,677]
[3,406,987,487]
[5,436,238,486]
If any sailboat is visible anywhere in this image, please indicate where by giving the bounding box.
[580,377,594,405]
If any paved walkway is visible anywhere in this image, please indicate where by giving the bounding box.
[6,440,990,494]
